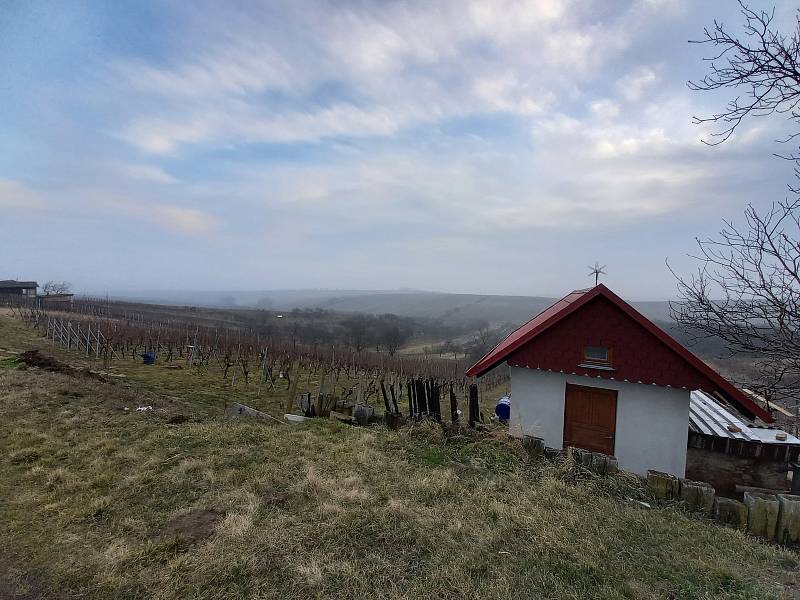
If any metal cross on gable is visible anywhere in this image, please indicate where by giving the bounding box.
[588,262,607,286]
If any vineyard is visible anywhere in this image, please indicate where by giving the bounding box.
[11,299,509,425]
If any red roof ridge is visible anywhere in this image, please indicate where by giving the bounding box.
[465,284,773,423]
[465,285,605,378]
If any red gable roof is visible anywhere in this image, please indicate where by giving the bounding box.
[465,284,773,423]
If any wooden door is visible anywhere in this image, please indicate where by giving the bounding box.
[563,384,617,455]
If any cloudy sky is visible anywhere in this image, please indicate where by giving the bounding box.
[1,0,796,299]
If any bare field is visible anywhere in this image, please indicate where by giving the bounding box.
[0,314,799,599]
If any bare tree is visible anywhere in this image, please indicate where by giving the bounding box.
[671,198,800,396]
[43,280,72,295]
[689,3,800,151]
[672,4,800,408]
[375,315,412,356]
[341,315,370,353]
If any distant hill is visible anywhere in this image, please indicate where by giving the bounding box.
[111,288,673,330]
[282,291,674,327]
[104,288,732,358]
[293,292,555,326]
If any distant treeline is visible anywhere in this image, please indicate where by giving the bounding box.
[52,298,502,358]
[265,308,504,358]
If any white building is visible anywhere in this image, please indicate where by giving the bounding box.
[466,285,773,477]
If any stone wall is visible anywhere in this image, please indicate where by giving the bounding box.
[541,437,800,545]
[685,447,790,496]
[684,429,800,496]
[647,469,800,545]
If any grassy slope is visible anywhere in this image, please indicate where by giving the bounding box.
[0,315,798,599]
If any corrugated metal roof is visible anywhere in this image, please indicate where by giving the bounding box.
[689,391,800,445]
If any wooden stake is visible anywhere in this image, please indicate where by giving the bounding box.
[285,359,300,414]
[468,384,479,428]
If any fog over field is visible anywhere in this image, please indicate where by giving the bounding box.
[109,288,674,325]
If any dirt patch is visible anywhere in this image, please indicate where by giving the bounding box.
[262,489,291,505]
[18,351,65,371]
[18,350,104,381]
[157,509,223,544]
[165,414,189,425]
[0,554,62,600]
[9,449,40,465]
[252,482,291,505]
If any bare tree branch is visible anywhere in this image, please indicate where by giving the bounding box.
[670,198,800,398]
[689,2,800,151]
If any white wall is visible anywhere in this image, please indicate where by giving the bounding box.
[508,367,689,477]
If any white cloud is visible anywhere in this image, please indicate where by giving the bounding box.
[85,195,218,235]
[114,44,296,99]
[120,103,415,155]
[590,99,621,120]
[150,205,217,235]
[226,126,723,237]
[475,74,552,116]
[0,180,47,212]
[119,164,177,184]
[617,66,658,101]
[468,0,567,40]
[108,0,655,155]
[590,127,670,158]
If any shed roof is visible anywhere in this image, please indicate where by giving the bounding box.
[465,287,595,378]
[690,391,799,445]
[0,280,38,289]
[465,284,774,423]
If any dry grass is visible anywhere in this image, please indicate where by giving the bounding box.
[0,314,799,599]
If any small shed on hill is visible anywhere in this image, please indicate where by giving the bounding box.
[38,293,74,308]
[466,284,772,478]
[0,280,38,296]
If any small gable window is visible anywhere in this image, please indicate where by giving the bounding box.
[583,346,612,368]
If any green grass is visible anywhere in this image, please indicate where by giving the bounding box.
[0,355,22,369]
[0,313,798,599]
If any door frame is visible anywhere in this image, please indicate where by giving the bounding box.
[562,383,618,455]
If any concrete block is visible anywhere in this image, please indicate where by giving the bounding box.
[353,404,374,426]
[522,436,545,458]
[544,447,563,461]
[329,410,355,425]
[284,414,311,424]
[227,402,270,420]
[591,453,619,477]
[566,447,618,477]
[713,497,748,530]
[567,446,594,468]
[744,491,780,540]
[776,494,800,545]
[679,479,715,513]
[647,470,680,501]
